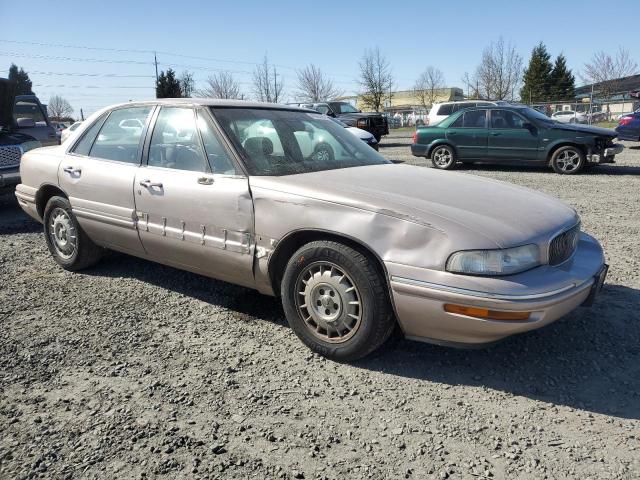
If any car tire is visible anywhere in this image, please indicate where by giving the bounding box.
[281,240,395,361]
[43,196,104,271]
[430,145,456,169]
[550,146,585,174]
[312,143,334,162]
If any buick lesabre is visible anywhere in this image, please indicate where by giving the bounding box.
[15,100,607,360]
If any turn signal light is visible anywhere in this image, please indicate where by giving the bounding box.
[412,131,418,143]
[444,304,531,321]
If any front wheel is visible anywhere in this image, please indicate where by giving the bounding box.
[281,241,395,361]
[312,143,334,162]
[430,145,456,169]
[43,196,104,270]
[550,146,585,174]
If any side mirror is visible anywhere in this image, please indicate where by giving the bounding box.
[16,117,36,128]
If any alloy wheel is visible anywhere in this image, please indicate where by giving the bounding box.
[555,150,581,173]
[433,147,453,168]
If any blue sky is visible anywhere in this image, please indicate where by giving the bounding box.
[1,0,638,117]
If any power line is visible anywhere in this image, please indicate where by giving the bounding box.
[0,68,154,79]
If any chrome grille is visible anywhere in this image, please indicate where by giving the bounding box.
[549,224,580,265]
[0,145,22,169]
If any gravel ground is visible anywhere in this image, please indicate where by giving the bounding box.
[1,134,639,479]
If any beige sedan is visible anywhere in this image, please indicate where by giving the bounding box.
[15,100,607,360]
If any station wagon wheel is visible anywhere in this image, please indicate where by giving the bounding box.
[312,143,334,163]
[431,145,456,170]
[281,240,395,361]
[43,196,104,271]
[550,146,585,174]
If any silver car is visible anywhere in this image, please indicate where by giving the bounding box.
[15,99,608,360]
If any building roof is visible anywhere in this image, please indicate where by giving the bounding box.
[575,74,640,96]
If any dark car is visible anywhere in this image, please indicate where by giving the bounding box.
[299,101,389,141]
[615,110,640,142]
[0,79,46,192]
[411,105,623,174]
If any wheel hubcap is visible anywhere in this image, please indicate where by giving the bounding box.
[49,207,77,259]
[556,150,580,172]
[314,149,330,162]
[433,147,452,167]
[295,262,362,343]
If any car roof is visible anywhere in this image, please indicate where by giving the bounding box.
[105,98,318,113]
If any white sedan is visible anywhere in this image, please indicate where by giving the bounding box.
[551,110,587,124]
[60,121,83,143]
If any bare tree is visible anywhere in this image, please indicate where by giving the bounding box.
[358,47,393,112]
[47,95,73,119]
[179,70,195,98]
[199,71,242,99]
[582,47,638,102]
[464,38,523,100]
[253,54,284,103]
[295,64,342,102]
[413,66,445,110]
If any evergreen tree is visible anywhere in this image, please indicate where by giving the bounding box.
[520,42,553,103]
[156,69,182,98]
[549,54,575,100]
[8,63,33,95]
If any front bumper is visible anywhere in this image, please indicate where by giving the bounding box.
[386,233,605,346]
[587,143,623,163]
[0,168,20,189]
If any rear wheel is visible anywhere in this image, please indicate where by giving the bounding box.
[312,143,334,162]
[550,146,585,174]
[430,145,456,169]
[43,196,104,270]
[281,241,395,361]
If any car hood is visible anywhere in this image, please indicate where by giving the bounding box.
[549,122,617,137]
[346,126,374,140]
[0,130,37,146]
[251,164,578,248]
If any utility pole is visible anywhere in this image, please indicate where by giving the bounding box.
[80,108,84,121]
[154,52,159,83]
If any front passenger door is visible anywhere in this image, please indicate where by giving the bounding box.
[134,107,255,288]
[488,109,540,161]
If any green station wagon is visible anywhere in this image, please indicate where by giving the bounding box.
[411,105,623,174]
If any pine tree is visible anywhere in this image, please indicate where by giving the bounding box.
[156,69,182,98]
[520,42,553,103]
[8,64,33,95]
[549,54,575,100]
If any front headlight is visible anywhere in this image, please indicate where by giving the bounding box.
[356,119,368,128]
[446,244,540,276]
[21,140,42,153]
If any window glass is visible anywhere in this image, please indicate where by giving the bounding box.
[89,107,152,163]
[72,114,107,156]
[212,108,388,176]
[315,105,330,115]
[463,110,487,128]
[437,104,453,116]
[450,113,464,127]
[14,99,47,125]
[491,110,526,129]
[148,107,208,172]
[196,111,237,175]
[329,102,358,114]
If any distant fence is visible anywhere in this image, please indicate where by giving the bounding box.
[529,98,640,124]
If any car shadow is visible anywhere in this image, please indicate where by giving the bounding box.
[0,192,42,235]
[357,282,640,420]
[84,253,639,420]
[457,163,640,176]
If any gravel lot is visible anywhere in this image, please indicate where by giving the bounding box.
[1,133,639,479]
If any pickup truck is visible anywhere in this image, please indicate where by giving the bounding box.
[0,79,56,192]
[297,101,389,141]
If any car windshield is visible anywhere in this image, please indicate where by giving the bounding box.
[521,107,555,124]
[212,108,389,176]
[329,102,359,114]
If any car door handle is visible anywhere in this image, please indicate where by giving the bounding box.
[63,166,81,175]
[139,179,163,188]
[491,132,501,136]
[197,176,214,185]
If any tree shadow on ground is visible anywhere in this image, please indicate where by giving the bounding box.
[84,252,639,420]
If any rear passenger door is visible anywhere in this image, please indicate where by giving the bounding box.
[134,106,255,288]
[445,109,488,159]
[59,105,154,254]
